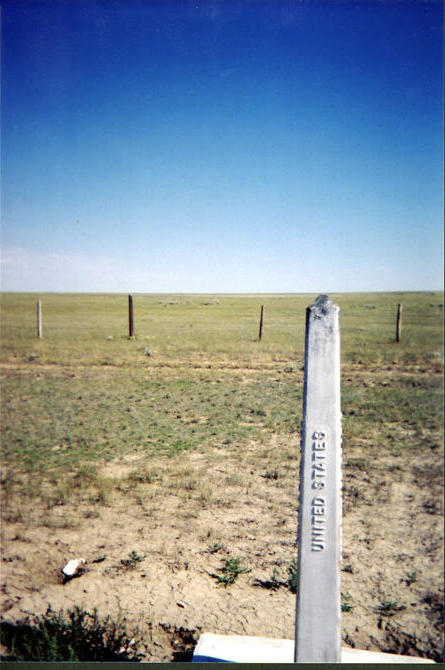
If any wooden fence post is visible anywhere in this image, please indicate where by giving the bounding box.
[128,295,134,337]
[396,303,402,342]
[258,305,264,341]
[37,300,42,338]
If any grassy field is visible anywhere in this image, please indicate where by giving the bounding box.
[1,292,442,505]
[1,291,443,362]
[0,291,443,661]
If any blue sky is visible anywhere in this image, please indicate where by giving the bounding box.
[1,0,443,293]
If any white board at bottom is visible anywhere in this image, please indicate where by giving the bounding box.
[192,633,434,663]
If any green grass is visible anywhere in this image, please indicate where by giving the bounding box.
[0,606,141,662]
[1,292,443,513]
[377,600,406,617]
[405,570,418,586]
[120,549,147,569]
[342,383,443,455]
[252,558,298,592]
[287,557,298,594]
[341,593,354,612]
[1,292,443,365]
[1,370,300,485]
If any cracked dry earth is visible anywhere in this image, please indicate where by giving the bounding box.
[1,366,443,662]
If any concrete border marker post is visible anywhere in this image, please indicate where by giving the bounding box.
[294,294,342,662]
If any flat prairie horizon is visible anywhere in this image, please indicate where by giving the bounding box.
[2,290,443,296]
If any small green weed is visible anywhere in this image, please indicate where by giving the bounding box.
[405,570,418,586]
[208,542,224,554]
[270,567,282,590]
[214,557,250,587]
[287,557,298,594]
[253,567,284,591]
[120,549,146,568]
[263,469,279,480]
[341,593,354,612]
[253,559,298,593]
[377,600,406,616]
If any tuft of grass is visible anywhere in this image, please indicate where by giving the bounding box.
[377,600,406,616]
[198,483,214,506]
[405,570,418,586]
[0,606,142,662]
[269,567,282,589]
[208,541,224,554]
[263,468,279,480]
[253,567,284,591]
[120,549,146,569]
[287,557,298,594]
[127,467,161,484]
[253,559,299,593]
[342,593,354,612]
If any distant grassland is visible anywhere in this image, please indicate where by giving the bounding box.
[1,291,443,364]
[1,292,443,521]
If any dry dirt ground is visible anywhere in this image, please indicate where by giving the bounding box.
[1,364,443,662]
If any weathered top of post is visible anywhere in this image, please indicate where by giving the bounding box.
[307,296,340,336]
[309,294,338,317]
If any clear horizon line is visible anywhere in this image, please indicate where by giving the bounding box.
[1,289,443,296]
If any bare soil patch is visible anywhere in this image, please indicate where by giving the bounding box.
[1,430,443,662]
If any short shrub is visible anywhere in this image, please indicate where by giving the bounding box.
[0,606,142,662]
